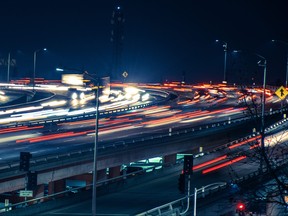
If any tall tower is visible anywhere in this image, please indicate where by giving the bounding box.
[110,4,125,82]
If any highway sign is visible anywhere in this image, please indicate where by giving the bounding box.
[275,86,288,100]
[19,190,33,197]
[122,71,128,78]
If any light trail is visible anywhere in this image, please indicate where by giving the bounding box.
[193,155,228,170]
[202,156,247,174]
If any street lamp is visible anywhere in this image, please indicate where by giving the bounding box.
[255,53,267,173]
[232,50,267,171]
[33,48,47,90]
[216,39,228,83]
[7,52,11,83]
[92,81,100,216]
[57,67,100,216]
[193,182,226,216]
[82,72,101,216]
[272,40,288,87]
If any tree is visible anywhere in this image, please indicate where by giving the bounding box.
[232,83,288,215]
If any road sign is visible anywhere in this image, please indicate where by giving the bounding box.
[19,190,33,197]
[122,71,128,78]
[275,86,288,100]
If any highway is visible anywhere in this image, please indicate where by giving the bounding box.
[0,83,282,163]
[0,82,287,214]
[0,83,285,172]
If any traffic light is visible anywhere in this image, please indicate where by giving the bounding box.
[236,202,246,216]
[183,155,193,175]
[19,152,32,171]
[27,171,38,190]
[178,173,186,193]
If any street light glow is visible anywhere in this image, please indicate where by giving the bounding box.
[56,68,64,72]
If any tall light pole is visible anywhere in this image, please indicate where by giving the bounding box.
[81,72,103,216]
[233,50,267,172]
[56,68,101,216]
[7,52,11,83]
[272,40,288,87]
[33,48,47,90]
[216,39,228,83]
[255,53,267,173]
[92,81,100,216]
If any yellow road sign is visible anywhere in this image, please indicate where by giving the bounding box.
[275,86,288,100]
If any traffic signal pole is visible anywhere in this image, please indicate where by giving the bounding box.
[19,152,32,205]
[180,174,191,215]
[179,155,193,215]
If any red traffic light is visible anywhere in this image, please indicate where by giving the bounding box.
[237,202,245,211]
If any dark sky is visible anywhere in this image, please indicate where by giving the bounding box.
[0,0,288,85]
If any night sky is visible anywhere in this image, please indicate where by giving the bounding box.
[0,0,288,85]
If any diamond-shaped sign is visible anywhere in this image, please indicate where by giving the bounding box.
[275,86,288,100]
[122,71,128,78]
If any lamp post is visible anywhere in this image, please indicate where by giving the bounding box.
[193,182,226,216]
[272,40,288,87]
[7,52,11,83]
[233,50,267,172]
[57,67,100,216]
[55,67,104,215]
[216,39,228,83]
[255,53,267,173]
[33,48,47,90]
[79,71,101,216]
[92,81,100,216]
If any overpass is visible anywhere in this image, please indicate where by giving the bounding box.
[0,83,287,209]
